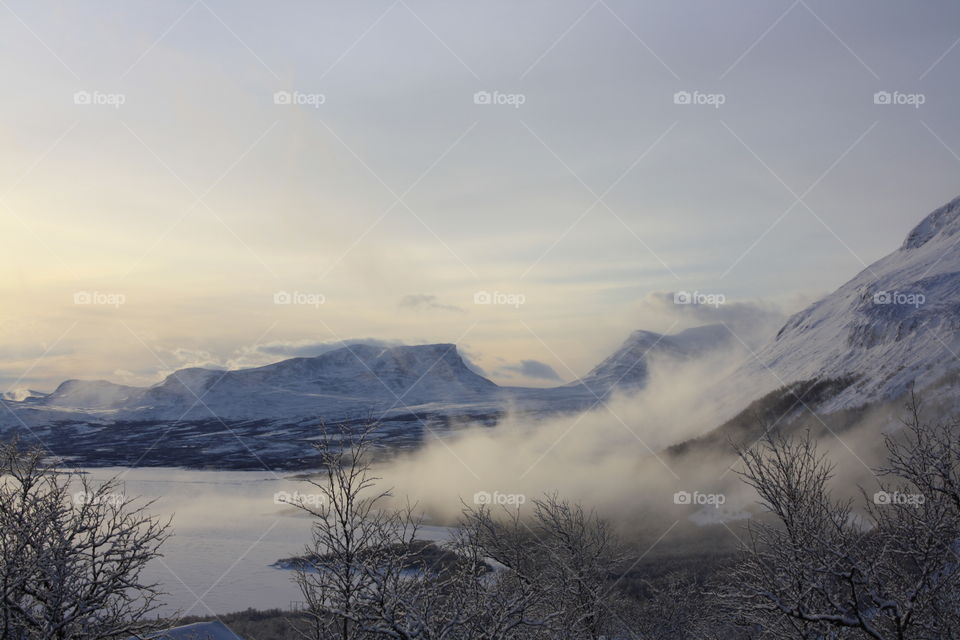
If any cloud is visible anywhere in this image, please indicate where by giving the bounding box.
[156,339,409,377]
[398,294,464,313]
[495,359,562,381]
[631,292,793,350]
[376,347,762,525]
[254,338,404,359]
[0,343,74,362]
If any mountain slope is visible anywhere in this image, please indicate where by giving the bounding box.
[730,194,960,412]
[34,343,501,421]
[573,324,732,395]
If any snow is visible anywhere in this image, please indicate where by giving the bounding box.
[0,330,730,452]
[727,193,960,411]
[144,621,244,640]
[573,324,732,394]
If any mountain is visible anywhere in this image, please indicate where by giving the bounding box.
[15,192,960,469]
[573,325,732,395]
[727,194,960,413]
[0,330,729,468]
[33,344,501,422]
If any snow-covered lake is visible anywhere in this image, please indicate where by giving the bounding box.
[81,468,451,616]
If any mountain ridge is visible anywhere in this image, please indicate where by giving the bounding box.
[5,193,960,468]
[724,193,960,414]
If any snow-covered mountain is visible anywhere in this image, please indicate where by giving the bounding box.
[0,329,729,468]
[729,194,960,412]
[9,194,960,468]
[573,325,732,395]
[28,343,500,422]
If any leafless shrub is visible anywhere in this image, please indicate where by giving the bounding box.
[0,440,170,640]
[715,400,960,639]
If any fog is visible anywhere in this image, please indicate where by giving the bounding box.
[373,345,936,534]
[377,346,762,525]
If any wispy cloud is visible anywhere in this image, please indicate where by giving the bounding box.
[495,359,562,381]
[398,294,464,313]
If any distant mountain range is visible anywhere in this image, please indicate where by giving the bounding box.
[0,321,729,468]
[3,194,960,468]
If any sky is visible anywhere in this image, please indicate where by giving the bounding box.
[1,0,959,391]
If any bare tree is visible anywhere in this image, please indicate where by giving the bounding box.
[456,494,627,640]
[882,392,960,516]
[454,503,558,640]
[288,425,482,640]
[285,425,390,640]
[718,417,960,639]
[289,426,636,640]
[0,440,170,640]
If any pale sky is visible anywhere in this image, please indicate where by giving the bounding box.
[2,0,959,390]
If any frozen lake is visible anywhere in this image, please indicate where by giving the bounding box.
[81,467,450,616]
